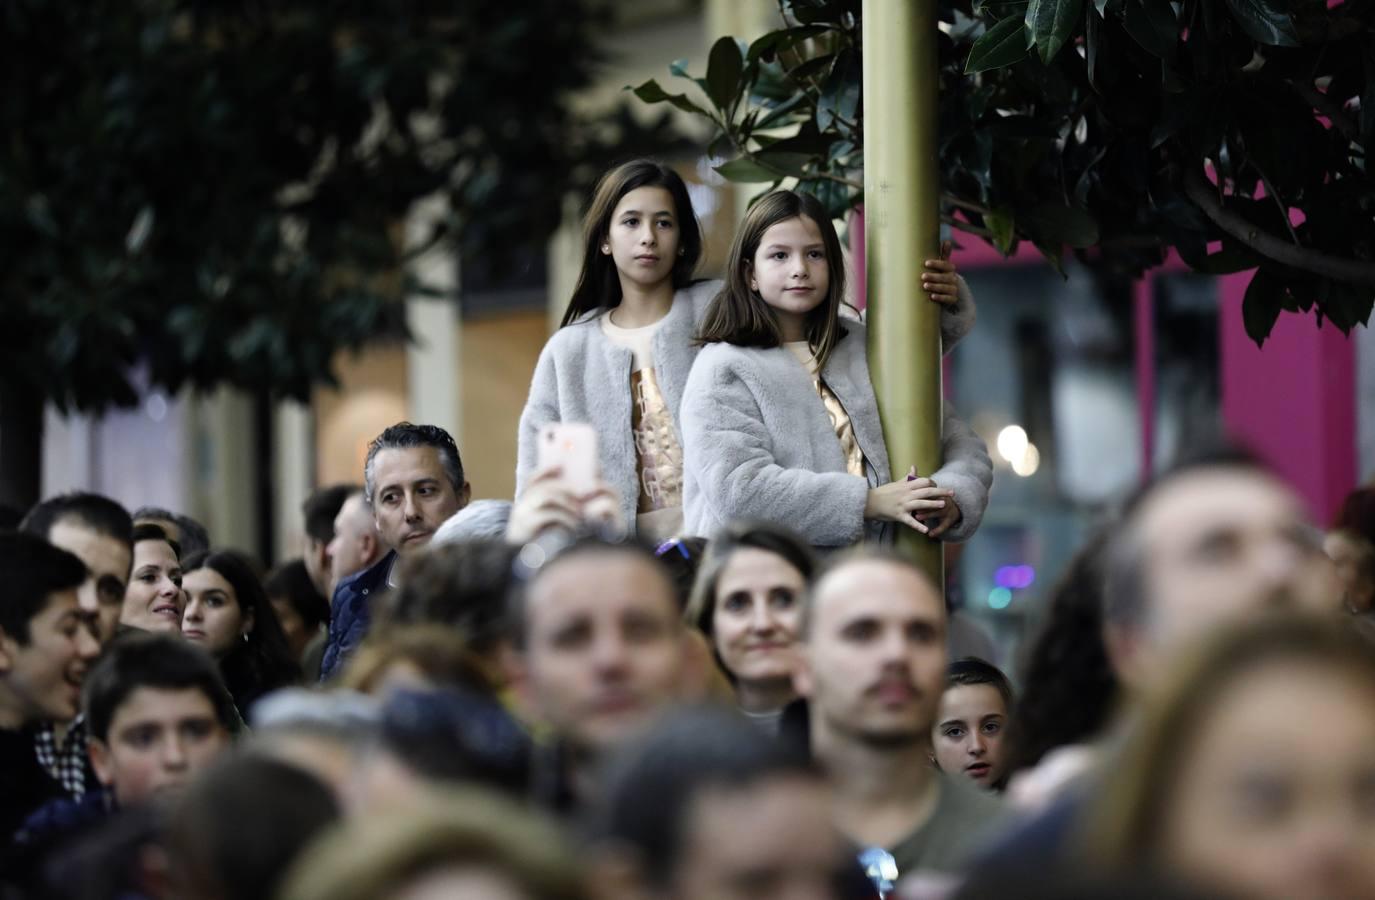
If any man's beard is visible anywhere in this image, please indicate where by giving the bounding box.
[822,708,927,750]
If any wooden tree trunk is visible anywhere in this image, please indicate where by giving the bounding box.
[0,384,42,515]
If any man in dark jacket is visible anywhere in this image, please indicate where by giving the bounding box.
[319,422,470,680]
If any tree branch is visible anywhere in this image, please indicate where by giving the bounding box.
[1182,167,1375,287]
[805,169,864,190]
[942,194,992,216]
[943,215,993,238]
[1289,79,1359,142]
[1247,161,1301,246]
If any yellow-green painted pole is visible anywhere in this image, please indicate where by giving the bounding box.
[863,0,944,588]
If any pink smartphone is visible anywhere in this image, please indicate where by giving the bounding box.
[537,423,598,495]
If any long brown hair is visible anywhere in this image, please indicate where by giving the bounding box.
[560,159,702,327]
[695,190,848,372]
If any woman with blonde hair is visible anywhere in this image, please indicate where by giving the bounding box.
[1084,613,1375,900]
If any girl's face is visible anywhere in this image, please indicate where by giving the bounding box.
[182,567,250,659]
[749,215,830,337]
[932,683,1009,788]
[1159,660,1375,900]
[604,185,681,291]
[120,540,184,634]
[712,547,806,685]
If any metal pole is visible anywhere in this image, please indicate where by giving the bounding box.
[863,0,944,587]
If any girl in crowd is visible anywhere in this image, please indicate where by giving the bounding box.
[1086,613,1375,900]
[680,190,992,547]
[119,523,184,634]
[684,521,817,733]
[931,658,1014,791]
[517,159,712,544]
[182,550,301,716]
[517,161,970,544]
[263,559,330,665]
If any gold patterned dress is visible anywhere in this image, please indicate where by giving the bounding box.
[786,341,867,478]
[602,312,685,542]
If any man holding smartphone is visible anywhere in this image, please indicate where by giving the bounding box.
[319,422,470,681]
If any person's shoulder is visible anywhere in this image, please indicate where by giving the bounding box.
[692,340,775,379]
[336,551,396,595]
[542,315,602,357]
[681,278,724,307]
[938,772,1005,822]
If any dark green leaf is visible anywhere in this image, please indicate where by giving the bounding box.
[1189,242,1264,274]
[705,36,744,111]
[715,157,787,183]
[746,25,828,63]
[1086,5,1102,90]
[1222,0,1299,47]
[1122,0,1177,59]
[630,79,713,118]
[1026,0,1084,64]
[965,16,1030,74]
[753,150,817,178]
[1242,269,1285,344]
[1022,203,1100,247]
[985,210,1017,253]
[755,93,810,129]
[816,50,860,130]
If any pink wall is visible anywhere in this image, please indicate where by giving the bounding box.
[1218,274,1358,524]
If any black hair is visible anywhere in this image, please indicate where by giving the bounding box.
[301,484,359,544]
[20,492,134,551]
[131,522,181,562]
[363,422,464,505]
[84,632,237,743]
[380,687,533,797]
[0,532,86,645]
[385,540,518,656]
[653,537,709,611]
[1004,531,1118,775]
[947,657,1015,709]
[182,550,301,714]
[170,752,341,900]
[132,507,209,558]
[263,559,330,633]
[591,706,818,887]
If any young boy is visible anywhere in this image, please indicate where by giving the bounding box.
[9,632,236,883]
[0,533,98,841]
[84,632,237,808]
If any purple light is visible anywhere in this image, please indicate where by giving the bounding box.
[994,564,1036,590]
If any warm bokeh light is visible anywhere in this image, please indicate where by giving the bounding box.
[1012,443,1041,477]
[996,425,1028,463]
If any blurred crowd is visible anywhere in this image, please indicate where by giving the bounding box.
[0,420,1371,900]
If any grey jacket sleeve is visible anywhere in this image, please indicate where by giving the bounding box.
[930,405,993,542]
[515,344,560,499]
[941,276,978,353]
[683,359,870,547]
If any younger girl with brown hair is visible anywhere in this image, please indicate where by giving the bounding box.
[680,190,992,547]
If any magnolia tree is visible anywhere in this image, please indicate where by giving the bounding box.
[633,0,1374,343]
[0,0,682,504]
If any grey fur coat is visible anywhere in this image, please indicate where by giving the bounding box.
[517,279,983,538]
[680,313,992,547]
[516,281,721,532]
